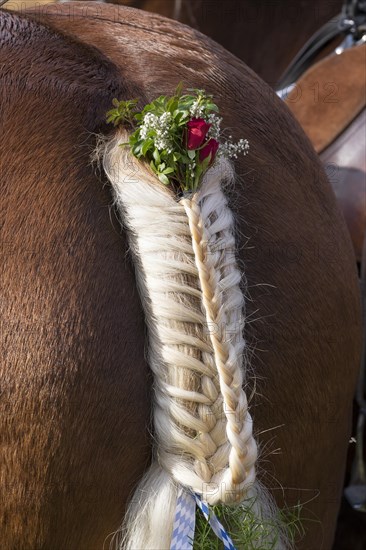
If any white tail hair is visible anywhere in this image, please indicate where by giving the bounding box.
[101,129,291,549]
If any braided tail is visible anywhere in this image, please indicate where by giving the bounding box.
[101,130,289,549]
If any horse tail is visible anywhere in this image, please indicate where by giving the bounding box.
[100,129,291,549]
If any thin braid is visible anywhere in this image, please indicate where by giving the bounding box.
[181,185,257,499]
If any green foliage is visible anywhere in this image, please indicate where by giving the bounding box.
[193,497,309,550]
[106,98,139,127]
[106,83,220,193]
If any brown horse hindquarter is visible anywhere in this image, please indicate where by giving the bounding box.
[1,3,362,549]
[0,10,151,549]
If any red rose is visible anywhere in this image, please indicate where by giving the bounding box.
[186,118,211,150]
[199,138,219,165]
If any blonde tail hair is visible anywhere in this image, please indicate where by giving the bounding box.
[101,129,289,549]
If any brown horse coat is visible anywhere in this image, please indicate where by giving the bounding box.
[0,3,362,549]
[27,0,343,85]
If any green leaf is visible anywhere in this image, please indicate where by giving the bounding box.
[153,149,161,163]
[206,103,219,113]
[142,139,153,156]
[158,173,170,185]
[180,155,191,164]
[178,110,190,120]
[167,97,178,113]
[133,143,143,157]
[200,155,211,173]
[175,81,184,98]
[163,167,175,175]
[188,150,196,160]
[158,163,166,171]
[129,133,138,146]
[150,160,158,173]
[173,109,190,126]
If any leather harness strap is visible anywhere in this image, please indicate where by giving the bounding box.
[277,0,366,89]
[284,47,366,155]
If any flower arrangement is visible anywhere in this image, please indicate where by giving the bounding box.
[106,83,249,193]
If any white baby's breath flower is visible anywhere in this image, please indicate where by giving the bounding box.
[188,160,197,180]
[189,99,205,118]
[218,137,249,159]
[207,114,222,140]
[139,111,173,151]
[140,112,158,139]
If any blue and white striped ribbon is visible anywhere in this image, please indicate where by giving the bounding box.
[170,487,237,550]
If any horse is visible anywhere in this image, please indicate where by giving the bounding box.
[0,2,362,548]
